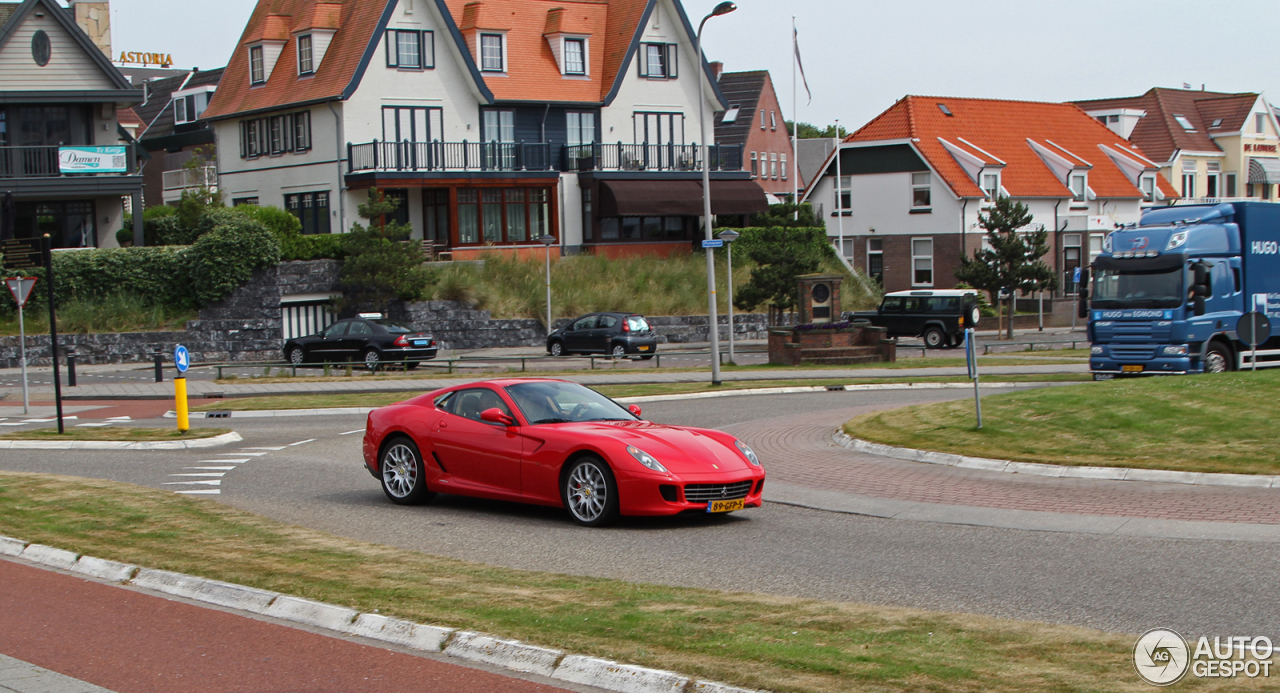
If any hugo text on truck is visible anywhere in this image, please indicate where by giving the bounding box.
[1084,202,1280,377]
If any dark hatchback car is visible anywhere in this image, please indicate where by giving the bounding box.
[848,290,980,348]
[547,312,658,358]
[283,315,438,369]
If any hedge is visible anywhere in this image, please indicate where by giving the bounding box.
[2,214,279,313]
[730,227,835,260]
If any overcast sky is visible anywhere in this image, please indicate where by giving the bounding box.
[111,0,1280,130]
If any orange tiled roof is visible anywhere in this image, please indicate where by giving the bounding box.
[1073,88,1260,162]
[294,2,342,31]
[846,95,1179,200]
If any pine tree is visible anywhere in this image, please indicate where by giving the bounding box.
[954,196,1057,339]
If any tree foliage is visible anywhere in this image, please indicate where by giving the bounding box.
[336,188,434,313]
[785,121,849,139]
[954,196,1057,336]
[733,227,832,316]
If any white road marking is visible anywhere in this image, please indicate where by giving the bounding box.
[339,429,364,436]
[106,416,132,421]
[0,423,26,426]
[75,423,112,428]
[162,480,221,486]
[202,458,249,464]
[175,490,221,495]
[288,439,316,446]
[222,452,267,457]
[240,446,286,450]
[169,473,227,478]
[185,466,237,471]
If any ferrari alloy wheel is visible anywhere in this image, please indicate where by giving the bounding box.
[288,347,304,365]
[380,438,434,505]
[363,348,381,371]
[563,457,619,527]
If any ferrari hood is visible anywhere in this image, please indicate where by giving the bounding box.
[571,421,752,474]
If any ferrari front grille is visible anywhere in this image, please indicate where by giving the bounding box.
[683,481,754,503]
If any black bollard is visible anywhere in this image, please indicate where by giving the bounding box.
[66,347,76,387]
[154,347,164,383]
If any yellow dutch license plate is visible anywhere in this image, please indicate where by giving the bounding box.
[707,498,745,513]
[1122,365,1144,372]
[638,346,650,351]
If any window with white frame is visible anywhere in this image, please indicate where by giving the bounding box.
[866,238,883,282]
[1225,172,1237,197]
[637,43,676,79]
[770,153,777,179]
[834,175,851,212]
[387,30,433,69]
[781,153,787,180]
[1206,160,1220,198]
[297,34,314,74]
[480,33,505,71]
[770,111,776,131]
[760,109,766,130]
[382,106,442,142]
[239,110,310,158]
[1070,173,1087,202]
[173,93,209,125]
[1181,160,1196,198]
[1174,114,1195,132]
[911,172,931,208]
[563,38,586,75]
[912,238,934,286]
[249,45,265,84]
[749,152,758,177]
[1140,174,1156,202]
[981,172,999,201]
[1258,113,1268,135]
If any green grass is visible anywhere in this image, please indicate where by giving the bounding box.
[0,471,1229,693]
[0,293,195,336]
[845,370,1280,475]
[431,251,882,324]
[193,375,1092,412]
[0,427,230,441]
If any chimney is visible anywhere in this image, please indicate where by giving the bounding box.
[69,0,112,59]
[709,61,723,80]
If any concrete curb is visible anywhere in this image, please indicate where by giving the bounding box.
[834,431,1280,489]
[0,534,765,693]
[0,431,242,450]
[201,407,379,419]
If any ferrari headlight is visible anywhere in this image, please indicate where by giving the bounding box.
[627,445,667,473]
[735,440,761,466]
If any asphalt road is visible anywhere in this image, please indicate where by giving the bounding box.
[0,387,1269,640]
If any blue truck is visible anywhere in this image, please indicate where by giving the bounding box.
[1085,201,1280,378]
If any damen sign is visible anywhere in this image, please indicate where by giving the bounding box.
[58,146,128,174]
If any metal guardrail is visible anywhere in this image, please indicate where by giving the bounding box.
[205,347,768,379]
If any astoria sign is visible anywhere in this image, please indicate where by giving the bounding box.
[116,51,173,67]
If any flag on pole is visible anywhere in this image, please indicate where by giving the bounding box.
[794,26,812,105]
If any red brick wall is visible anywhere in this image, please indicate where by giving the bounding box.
[847,233,972,294]
[741,74,799,195]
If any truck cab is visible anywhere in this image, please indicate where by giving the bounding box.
[1087,202,1280,377]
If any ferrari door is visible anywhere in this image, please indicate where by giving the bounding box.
[433,387,523,494]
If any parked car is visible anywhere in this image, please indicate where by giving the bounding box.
[848,290,980,348]
[547,312,658,358]
[362,379,766,526]
[283,314,438,369]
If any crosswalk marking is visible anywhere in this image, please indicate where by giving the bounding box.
[75,423,112,428]
[185,466,237,471]
[222,452,267,457]
[339,429,364,436]
[288,439,316,446]
[175,489,221,495]
[168,473,226,478]
[205,458,249,464]
[163,479,221,486]
[240,446,286,451]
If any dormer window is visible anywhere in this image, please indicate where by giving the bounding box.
[1174,115,1196,132]
[721,105,740,124]
[1140,174,1156,202]
[982,172,1000,201]
[563,38,585,75]
[249,45,265,84]
[1070,173,1088,202]
[297,34,314,74]
[480,33,505,72]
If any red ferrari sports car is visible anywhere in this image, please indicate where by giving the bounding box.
[362,378,765,526]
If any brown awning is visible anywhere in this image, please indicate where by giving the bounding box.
[598,179,769,217]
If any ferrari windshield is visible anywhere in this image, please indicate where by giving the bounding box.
[505,382,638,424]
[1092,266,1184,309]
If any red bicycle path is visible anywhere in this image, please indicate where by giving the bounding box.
[0,558,573,693]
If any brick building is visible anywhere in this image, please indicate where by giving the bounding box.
[713,68,799,201]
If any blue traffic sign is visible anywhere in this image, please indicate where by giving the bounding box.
[701,239,724,249]
[174,345,190,373]
[1072,267,1082,283]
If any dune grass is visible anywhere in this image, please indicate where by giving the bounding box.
[0,293,195,336]
[0,471,1238,693]
[846,370,1280,475]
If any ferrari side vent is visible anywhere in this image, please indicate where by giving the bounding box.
[658,485,678,503]
[754,480,765,496]
[431,451,449,473]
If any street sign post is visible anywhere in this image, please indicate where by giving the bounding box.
[701,239,724,249]
[174,345,190,431]
[1236,311,1272,372]
[1,238,42,270]
[5,277,36,414]
[963,328,982,429]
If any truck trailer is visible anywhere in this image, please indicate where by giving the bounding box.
[1086,201,1280,377]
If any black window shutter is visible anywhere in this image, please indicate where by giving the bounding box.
[667,44,677,78]
[386,30,397,67]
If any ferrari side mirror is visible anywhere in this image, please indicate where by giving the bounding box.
[628,404,643,418]
[480,408,515,426]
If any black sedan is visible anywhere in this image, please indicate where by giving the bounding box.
[283,315,438,369]
[547,312,658,358]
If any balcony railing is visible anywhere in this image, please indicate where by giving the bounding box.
[162,165,217,191]
[0,144,135,178]
[346,141,744,174]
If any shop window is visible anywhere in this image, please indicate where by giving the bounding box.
[455,188,553,245]
[284,191,331,235]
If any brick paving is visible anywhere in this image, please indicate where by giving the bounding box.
[729,403,1280,526]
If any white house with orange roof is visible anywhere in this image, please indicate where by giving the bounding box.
[800,96,1180,295]
[201,0,767,261]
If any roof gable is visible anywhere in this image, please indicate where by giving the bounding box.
[0,0,135,93]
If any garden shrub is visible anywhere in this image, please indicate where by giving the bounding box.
[186,212,281,307]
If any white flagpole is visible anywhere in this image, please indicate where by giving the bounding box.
[792,16,798,220]
[835,118,843,260]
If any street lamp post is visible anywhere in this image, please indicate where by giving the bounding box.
[717,229,740,364]
[697,1,736,385]
[538,234,556,335]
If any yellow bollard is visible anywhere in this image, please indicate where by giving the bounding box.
[175,376,189,432]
